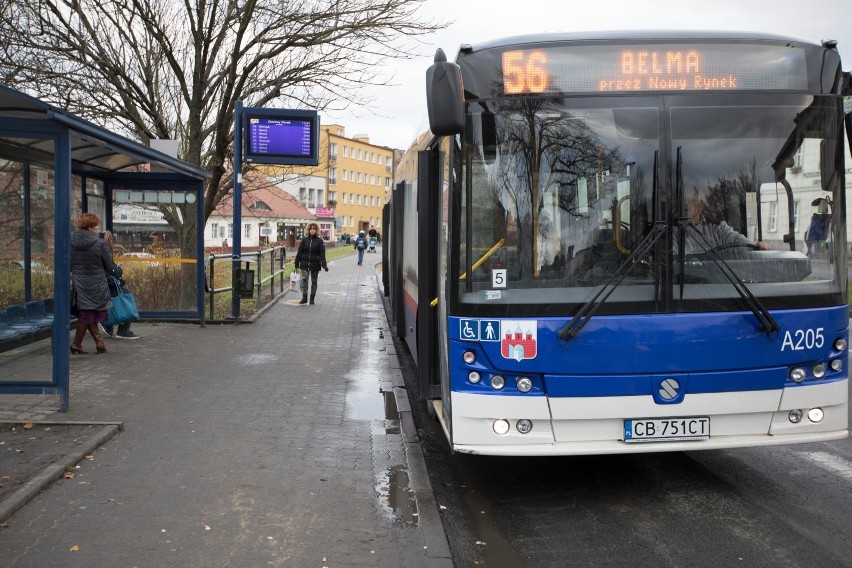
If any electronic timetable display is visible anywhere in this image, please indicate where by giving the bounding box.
[243,108,319,165]
[500,43,808,95]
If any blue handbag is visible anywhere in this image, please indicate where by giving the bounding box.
[106,276,139,326]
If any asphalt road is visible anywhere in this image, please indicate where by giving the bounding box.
[397,340,852,568]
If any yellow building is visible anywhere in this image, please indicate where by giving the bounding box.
[269,123,396,241]
[323,124,395,238]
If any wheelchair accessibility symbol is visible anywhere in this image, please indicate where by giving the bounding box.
[460,319,479,341]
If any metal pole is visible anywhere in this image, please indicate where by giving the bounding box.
[232,101,243,323]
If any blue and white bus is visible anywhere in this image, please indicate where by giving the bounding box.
[385,31,852,456]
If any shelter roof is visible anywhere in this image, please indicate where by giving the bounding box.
[0,85,208,179]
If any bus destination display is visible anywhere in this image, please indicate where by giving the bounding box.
[502,43,807,94]
[248,117,313,158]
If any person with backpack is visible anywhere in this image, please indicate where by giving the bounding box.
[354,230,368,266]
[294,223,328,305]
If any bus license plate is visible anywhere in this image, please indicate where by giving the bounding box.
[624,417,710,443]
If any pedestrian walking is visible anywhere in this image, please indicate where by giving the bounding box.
[70,213,120,354]
[294,222,328,305]
[354,230,368,265]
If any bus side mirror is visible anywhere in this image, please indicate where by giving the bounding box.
[426,48,465,136]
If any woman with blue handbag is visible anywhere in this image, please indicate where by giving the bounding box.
[100,231,139,340]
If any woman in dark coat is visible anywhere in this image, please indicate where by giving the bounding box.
[293,222,328,305]
[70,213,121,353]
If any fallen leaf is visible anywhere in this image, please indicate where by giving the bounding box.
[85,455,95,460]
[63,472,75,479]
[23,423,33,430]
[43,427,51,431]
[203,524,211,531]
[70,545,80,552]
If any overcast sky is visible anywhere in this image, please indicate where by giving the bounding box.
[322,0,852,150]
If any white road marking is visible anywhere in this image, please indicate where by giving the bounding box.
[801,451,852,482]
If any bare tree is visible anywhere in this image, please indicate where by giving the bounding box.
[0,0,442,226]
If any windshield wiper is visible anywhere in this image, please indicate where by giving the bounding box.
[557,220,666,341]
[559,151,661,342]
[679,221,780,335]
[674,147,779,335]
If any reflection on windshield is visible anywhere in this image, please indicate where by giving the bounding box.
[458,96,843,312]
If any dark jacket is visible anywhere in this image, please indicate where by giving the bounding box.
[70,230,121,310]
[294,236,327,272]
[354,234,368,250]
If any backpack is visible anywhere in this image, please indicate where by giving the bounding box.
[357,238,365,250]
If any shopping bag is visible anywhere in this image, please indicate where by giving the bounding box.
[106,277,140,326]
[289,272,299,292]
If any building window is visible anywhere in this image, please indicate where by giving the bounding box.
[342,193,347,204]
[244,224,252,239]
[349,215,354,227]
[793,200,800,232]
[211,222,219,238]
[228,223,233,238]
[769,202,778,232]
[343,145,348,157]
[329,142,337,160]
[260,222,271,237]
[357,194,362,205]
[357,172,363,183]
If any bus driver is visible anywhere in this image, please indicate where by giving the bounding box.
[680,187,769,256]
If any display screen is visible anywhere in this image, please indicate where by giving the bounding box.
[501,43,808,94]
[243,109,319,165]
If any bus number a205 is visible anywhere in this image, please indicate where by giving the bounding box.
[781,327,825,351]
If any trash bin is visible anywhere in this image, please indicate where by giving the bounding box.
[236,267,255,299]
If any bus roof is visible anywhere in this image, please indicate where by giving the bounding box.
[461,30,825,57]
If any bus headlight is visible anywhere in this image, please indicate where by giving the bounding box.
[516,377,533,393]
[490,375,505,390]
[468,371,481,384]
[830,359,843,371]
[516,419,533,434]
[493,419,510,435]
[789,367,806,383]
[812,363,827,379]
[808,408,825,423]
[835,338,847,351]
[463,350,476,364]
[788,409,803,423]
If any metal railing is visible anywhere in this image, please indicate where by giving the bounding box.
[206,245,288,321]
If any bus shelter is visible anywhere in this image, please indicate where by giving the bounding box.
[0,86,209,411]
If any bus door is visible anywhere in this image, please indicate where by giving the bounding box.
[417,144,451,430]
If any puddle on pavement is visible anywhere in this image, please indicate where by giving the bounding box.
[344,296,387,421]
[376,465,419,525]
[234,353,278,365]
[344,287,415,524]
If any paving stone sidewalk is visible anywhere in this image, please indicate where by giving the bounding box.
[0,251,452,567]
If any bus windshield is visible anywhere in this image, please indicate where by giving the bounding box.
[456,94,846,315]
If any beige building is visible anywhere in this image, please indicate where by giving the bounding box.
[266,123,396,240]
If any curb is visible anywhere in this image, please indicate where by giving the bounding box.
[375,269,454,567]
[0,422,123,524]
